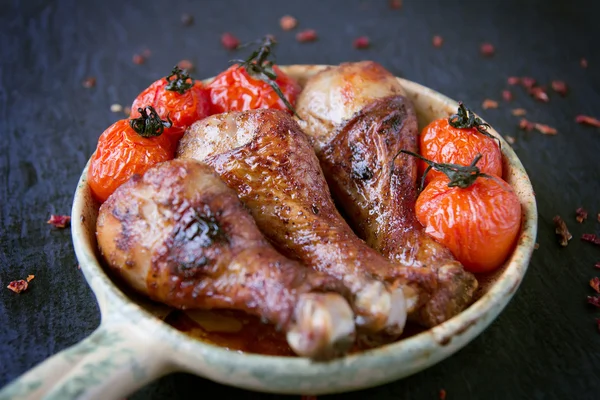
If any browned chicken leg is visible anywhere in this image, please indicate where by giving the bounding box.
[96,159,356,359]
[177,109,437,337]
[295,61,478,327]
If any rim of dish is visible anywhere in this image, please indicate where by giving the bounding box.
[71,67,538,372]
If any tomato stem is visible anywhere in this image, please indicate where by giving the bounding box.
[129,106,172,138]
[165,66,195,94]
[448,102,501,148]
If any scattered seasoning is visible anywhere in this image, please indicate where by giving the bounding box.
[512,108,527,116]
[482,99,498,109]
[110,103,123,113]
[575,115,600,128]
[576,207,588,223]
[505,135,516,144]
[26,275,35,282]
[7,280,28,294]
[590,277,600,293]
[132,54,145,65]
[582,233,600,246]
[530,87,549,103]
[581,58,588,68]
[439,389,447,400]
[521,77,536,89]
[177,59,194,71]
[389,0,402,9]
[296,29,317,43]
[534,242,540,250]
[502,90,513,102]
[534,123,557,135]
[123,106,131,116]
[588,295,600,308]
[181,13,194,26]
[280,15,297,31]
[353,36,370,49]
[507,76,520,85]
[82,77,96,88]
[221,32,240,50]
[432,35,443,48]
[551,80,568,96]
[480,42,495,57]
[518,119,534,131]
[47,214,71,228]
[553,215,572,247]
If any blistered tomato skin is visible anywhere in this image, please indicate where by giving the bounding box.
[419,118,502,185]
[207,64,301,114]
[415,175,521,273]
[131,80,210,143]
[87,120,174,203]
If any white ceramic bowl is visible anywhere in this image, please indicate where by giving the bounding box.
[0,65,537,400]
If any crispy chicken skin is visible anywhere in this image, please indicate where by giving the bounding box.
[96,159,356,359]
[296,61,478,327]
[177,109,437,336]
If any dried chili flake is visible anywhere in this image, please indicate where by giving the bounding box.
[535,123,557,135]
[47,214,71,228]
[530,87,549,103]
[439,389,447,400]
[519,119,534,131]
[521,77,536,89]
[512,108,526,116]
[575,115,600,128]
[507,76,520,85]
[482,99,498,109]
[280,15,297,31]
[181,13,194,26]
[505,135,516,144]
[221,32,240,50]
[582,233,600,246]
[82,77,96,88]
[553,215,572,246]
[480,43,495,57]
[502,90,513,102]
[588,295,600,308]
[7,280,28,294]
[132,54,145,65]
[576,207,588,223]
[296,29,317,43]
[591,277,600,293]
[389,0,402,9]
[26,275,35,282]
[177,59,194,71]
[581,58,588,68]
[353,36,370,49]
[432,35,443,48]
[551,80,568,96]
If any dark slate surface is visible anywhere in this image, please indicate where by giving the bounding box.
[1,0,599,398]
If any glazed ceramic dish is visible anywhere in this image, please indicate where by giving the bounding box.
[0,65,538,400]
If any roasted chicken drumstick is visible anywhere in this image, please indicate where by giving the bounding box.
[296,61,478,327]
[177,109,437,337]
[96,159,356,359]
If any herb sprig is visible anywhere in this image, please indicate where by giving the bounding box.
[448,102,501,148]
[129,106,172,138]
[165,66,194,94]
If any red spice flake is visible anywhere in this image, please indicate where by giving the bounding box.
[518,119,534,131]
[553,215,572,246]
[26,275,35,282]
[590,277,600,293]
[82,77,96,88]
[181,13,194,26]
[482,99,498,109]
[507,76,520,85]
[432,35,443,48]
[480,42,495,57]
[582,233,600,246]
[512,108,527,116]
[551,80,568,96]
[389,0,403,9]
[296,29,318,43]
[221,32,240,50]
[502,90,513,102]
[581,58,588,68]
[280,15,297,31]
[521,77,536,89]
[575,207,588,223]
[530,87,549,103]
[534,123,557,135]
[7,280,28,294]
[353,36,370,49]
[575,115,600,128]
[588,295,600,308]
[47,214,71,228]
[439,389,447,400]
[505,135,516,144]
[177,59,194,71]
[132,54,145,65]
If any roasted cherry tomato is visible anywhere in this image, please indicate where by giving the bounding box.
[415,174,521,273]
[419,105,502,185]
[88,107,174,203]
[207,64,300,114]
[131,66,210,144]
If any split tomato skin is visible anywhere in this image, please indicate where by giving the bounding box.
[131,80,210,143]
[87,119,174,203]
[207,64,301,114]
[419,118,502,185]
[415,175,522,273]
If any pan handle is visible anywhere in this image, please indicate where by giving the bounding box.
[0,320,172,400]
